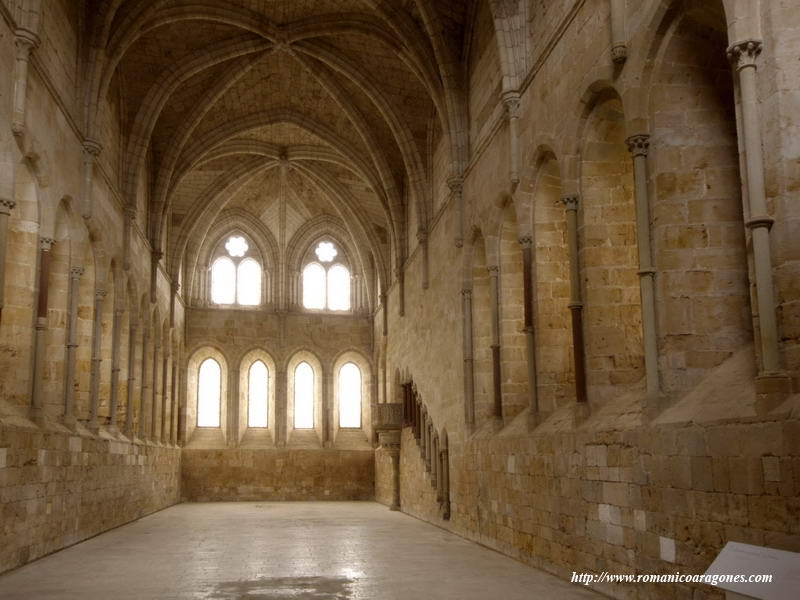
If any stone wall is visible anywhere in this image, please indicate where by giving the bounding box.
[0,424,181,575]
[182,448,373,502]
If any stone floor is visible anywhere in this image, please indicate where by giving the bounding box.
[0,502,603,599]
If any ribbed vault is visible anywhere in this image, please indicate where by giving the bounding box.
[83,0,473,301]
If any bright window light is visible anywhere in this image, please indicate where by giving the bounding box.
[211,257,236,304]
[294,361,314,429]
[328,264,351,311]
[225,235,249,257]
[197,358,221,427]
[248,360,268,428]
[302,263,326,309]
[237,258,261,305]
[339,362,361,428]
[314,241,337,263]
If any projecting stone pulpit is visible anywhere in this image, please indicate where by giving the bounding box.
[371,403,403,510]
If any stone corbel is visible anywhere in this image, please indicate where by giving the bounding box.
[80,139,102,220]
[501,91,521,187]
[11,28,40,136]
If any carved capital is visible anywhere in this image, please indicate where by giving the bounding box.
[561,195,579,211]
[460,288,472,299]
[95,289,107,300]
[487,265,499,275]
[416,227,428,243]
[39,236,55,251]
[501,90,521,119]
[0,198,16,216]
[727,39,762,70]
[151,250,164,263]
[82,138,102,160]
[626,134,650,157]
[611,44,628,64]
[518,235,533,249]
[70,266,85,279]
[447,176,464,195]
[14,28,39,60]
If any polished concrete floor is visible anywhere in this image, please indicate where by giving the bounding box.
[0,502,602,599]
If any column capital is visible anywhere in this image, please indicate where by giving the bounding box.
[626,134,650,157]
[82,138,102,158]
[95,288,107,300]
[151,249,164,261]
[416,227,428,243]
[611,44,628,64]
[487,265,499,275]
[561,195,579,211]
[518,235,533,249]
[39,236,55,251]
[727,39,762,70]
[501,90,521,118]
[14,28,40,57]
[124,205,137,221]
[70,266,85,279]
[460,288,472,299]
[447,176,464,194]
[0,199,16,215]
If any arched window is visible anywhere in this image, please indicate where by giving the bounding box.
[211,257,235,304]
[248,360,269,427]
[294,361,314,429]
[338,362,362,428]
[301,241,351,311]
[211,234,263,306]
[197,358,221,427]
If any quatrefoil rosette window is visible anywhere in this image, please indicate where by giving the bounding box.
[302,240,351,312]
[210,234,263,306]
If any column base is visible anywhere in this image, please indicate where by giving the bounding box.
[754,372,793,415]
[389,504,401,511]
[571,402,591,427]
[527,410,550,431]
[28,407,46,428]
[643,393,669,421]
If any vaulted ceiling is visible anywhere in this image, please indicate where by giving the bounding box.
[84,0,474,289]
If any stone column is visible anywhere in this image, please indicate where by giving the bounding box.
[63,266,84,428]
[379,430,401,511]
[11,29,39,135]
[150,250,162,304]
[160,352,169,442]
[610,0,627,63]
[228,366,239,447]
[0,199,16,325]
[440,447,450,520]
[395,267,405,317]
[123,207,135,271]
[138,328,150,439]
[519,235,539,417]
[124,322,138,436]
[322,371,332,447]
[562,196,588,403]
[30,236,54,424]
[107,307,123,432]
[276,367,288,447]
[727,40,789,392]
[488,265,503,419]
[461,288,475,426]
[88,288,106,431]
[417,228,429,290]
[448,177,464,248]
[626,134,660,403]
[170,362,178,444]
[80,140,102,220]
[502,92,521,186]
[150,341,160,440]
[380,292,388,336]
